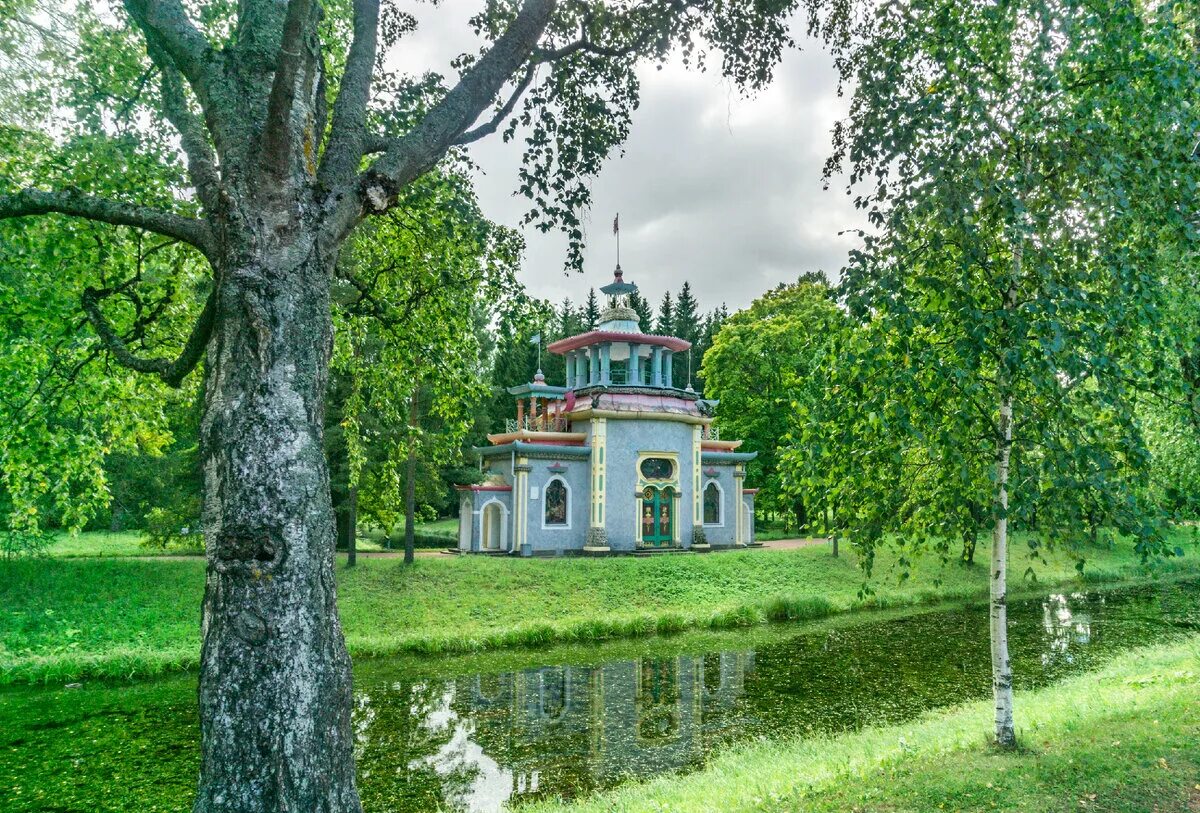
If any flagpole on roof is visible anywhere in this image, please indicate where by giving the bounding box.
[613,212,620,269]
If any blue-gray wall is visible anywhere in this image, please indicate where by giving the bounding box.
[603,418,697,552]
[699,463,738,546]
[523,458,590,554]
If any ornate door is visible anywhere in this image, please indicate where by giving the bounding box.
[641,486,674,547]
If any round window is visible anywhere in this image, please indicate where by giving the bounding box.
[640,457,674,480]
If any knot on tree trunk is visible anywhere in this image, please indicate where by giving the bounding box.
[233,609,269,645]
[215,530,285,575]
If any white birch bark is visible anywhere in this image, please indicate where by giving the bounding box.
[991,388,1016,748]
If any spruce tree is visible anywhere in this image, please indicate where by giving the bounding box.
[584,288,600,330]
[655,291,674,335]
[628,289,653,331]
[673,283,700,387]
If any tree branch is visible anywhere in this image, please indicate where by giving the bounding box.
[262,0,319,182]
[122,0,238,159]
[318,0,381,191]
[332,0,557,237]
[122,0,211,84]
[81,284,217,388]
[150,47,221,214]
[453,64,537,147]
[0,189,216,258]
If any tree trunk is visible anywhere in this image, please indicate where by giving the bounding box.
[195,240,361,812]
[962,529,977,565]
[991,394,1016,749]
[346,485,358,567]
[403,390,419,565]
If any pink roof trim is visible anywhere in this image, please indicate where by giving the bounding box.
[547,330,691,354]
[454,484,514,492]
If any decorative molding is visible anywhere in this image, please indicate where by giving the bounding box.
[547,461,568,474]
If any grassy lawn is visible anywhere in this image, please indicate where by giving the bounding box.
[524,637,1200,813]
[2,530,1197,684]
[42,532,201,558]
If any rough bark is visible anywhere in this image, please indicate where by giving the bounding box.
[196,238,361,812]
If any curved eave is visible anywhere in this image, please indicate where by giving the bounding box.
[700,451,757,463]
[506,383,569,398]
[547,330,691,355]
[485,430,588,446]
[475,442,592,459]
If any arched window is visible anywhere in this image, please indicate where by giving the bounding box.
[544,477,569,527]
[703,481,723,525]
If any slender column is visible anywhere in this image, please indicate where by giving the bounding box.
[514,458,531,554]
[651,346,662,388]
[516,400,524,427]
[529,397,536,430]
[628,343,642,385]
[734,466,746,546]
[565,351,576,389]
[664,351,674,389]
[600,343,611,386]
[576,351,588,386]
[589,346,599,385]
[585,418,609,551]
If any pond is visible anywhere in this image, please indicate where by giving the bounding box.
[2,579,1198,812]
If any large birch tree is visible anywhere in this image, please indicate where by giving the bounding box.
[0,1,800,809]
[797,0,1199,747]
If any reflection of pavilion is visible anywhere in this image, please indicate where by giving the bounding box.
[1040,592,1094,665]
[446,651,755,806]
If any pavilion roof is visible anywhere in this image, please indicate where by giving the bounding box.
[547,330,691,355]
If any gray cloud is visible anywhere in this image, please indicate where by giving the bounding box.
[389,7,866,313]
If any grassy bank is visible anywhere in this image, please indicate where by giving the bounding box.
[524,637,1200,813]
[3,531,1197,684]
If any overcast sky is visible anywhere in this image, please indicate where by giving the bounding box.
[392,7,865,314]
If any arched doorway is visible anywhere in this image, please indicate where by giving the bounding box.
[481,501,506,551]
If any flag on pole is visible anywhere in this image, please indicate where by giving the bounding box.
[613,213,619,235]
[529,333,541,345]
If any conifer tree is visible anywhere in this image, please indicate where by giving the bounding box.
[655,291,674,335]
[673,282,701,387]
[583,288,600,330]
[627,289,653,331]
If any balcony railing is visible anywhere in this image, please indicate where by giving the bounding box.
[506,415,569,433]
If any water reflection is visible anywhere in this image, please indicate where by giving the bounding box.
[1041,593,1094,664]
[354,653,756,811]
[2,581,1195,813]
[350,582,1198,813]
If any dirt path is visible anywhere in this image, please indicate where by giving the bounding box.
[759,537,830,550]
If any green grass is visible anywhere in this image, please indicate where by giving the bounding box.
[523,637,1200,813]
[3,529,1198,684]
[42,531,201,558]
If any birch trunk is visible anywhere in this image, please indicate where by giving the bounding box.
[403,390,419,565]
[991,391,1016,748]
[195,236,361,812]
